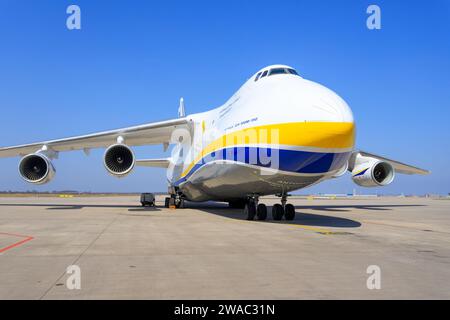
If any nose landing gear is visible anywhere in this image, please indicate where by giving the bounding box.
[164,194,185,208]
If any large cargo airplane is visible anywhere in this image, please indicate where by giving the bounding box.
[0,65,429,221]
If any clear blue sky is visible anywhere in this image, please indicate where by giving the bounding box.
[0,0,449,195]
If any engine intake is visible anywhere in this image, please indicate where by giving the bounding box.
[19,153,55,184]
[352,160,395,187]
[104,144,135,177]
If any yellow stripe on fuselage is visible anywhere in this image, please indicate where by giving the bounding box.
[181,121,355,177]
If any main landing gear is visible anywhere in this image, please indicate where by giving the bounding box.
[232,194,295,221]
[271,193,296,221]
[242,197,268,221]
[229,197,267,220]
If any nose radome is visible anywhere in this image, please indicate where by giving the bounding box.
[306,80,354,123]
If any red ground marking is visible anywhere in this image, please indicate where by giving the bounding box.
[0,232,34,254]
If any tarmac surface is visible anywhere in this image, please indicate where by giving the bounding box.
[0,195,449,299]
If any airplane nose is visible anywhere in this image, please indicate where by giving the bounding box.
[306,81,354,123]
[291,80,355,150]
[312,93,348,122]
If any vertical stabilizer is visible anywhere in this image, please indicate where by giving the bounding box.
[178,97,185,118]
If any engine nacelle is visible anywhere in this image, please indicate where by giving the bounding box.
[351,160,395,187]
[18,153,56,184]
[104,144,135,177]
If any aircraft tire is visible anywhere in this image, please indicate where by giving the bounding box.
[284,203,296,221]
[272,204,284,221]
[256,203,267,221]
[244,202,256,220]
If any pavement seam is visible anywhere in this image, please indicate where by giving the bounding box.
[362,220,450,235]
[38,213,120,300]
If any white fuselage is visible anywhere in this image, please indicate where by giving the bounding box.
[167,65,355,201]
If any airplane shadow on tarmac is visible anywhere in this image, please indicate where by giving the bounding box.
[183,202,426,228]
[0,202,425,229]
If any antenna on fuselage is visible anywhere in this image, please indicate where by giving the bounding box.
[178,97,185,118]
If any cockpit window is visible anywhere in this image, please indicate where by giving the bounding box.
[255,68,299,82]
[268,68,288,76]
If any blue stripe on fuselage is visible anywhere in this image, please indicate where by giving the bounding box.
[174,147,351,186]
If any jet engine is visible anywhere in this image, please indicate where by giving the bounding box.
[104,144,135,177]
[351,159,395,187]
[18,153,56,184]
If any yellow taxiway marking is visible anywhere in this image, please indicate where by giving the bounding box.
[289,224,334,234]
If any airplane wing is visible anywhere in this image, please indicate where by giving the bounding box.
[349,150,430,175]
[0,118,190,158]
[136,158,171,168]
